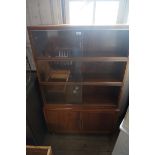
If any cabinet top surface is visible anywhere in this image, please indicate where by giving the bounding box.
[27,25,129,31]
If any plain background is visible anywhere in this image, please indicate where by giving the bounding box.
[0,0,155,154]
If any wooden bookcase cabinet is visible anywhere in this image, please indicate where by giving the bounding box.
[28,25,129,133]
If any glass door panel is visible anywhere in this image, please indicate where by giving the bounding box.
[37,61,82,82]
[37,61,126,83]
[83,86,120,105]
[29,29,129,58]
[41,85,120,105]
[41,85,83,104]
[30,30,83,58]
[81,62,126,82]
[83,30,129,57]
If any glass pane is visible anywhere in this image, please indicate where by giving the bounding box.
[81,62,126,82]
[83,30,129,57]
[30,30,84,58]
[37,61,82,82]
[69,1,93,25]
[83,86,120,104]
[95,1,119,25]
[42,85,83,104]
[37,61,126,83]
[42,85,120,105]
[30,29,129,58]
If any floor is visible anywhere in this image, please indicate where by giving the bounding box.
[43,132,119,155]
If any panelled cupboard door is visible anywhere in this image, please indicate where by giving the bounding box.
[81,110,118,133]
[44,110,80,133]
[44,107,119,133]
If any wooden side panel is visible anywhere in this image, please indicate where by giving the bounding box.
[44,109,80,132]
[118,61,129,116]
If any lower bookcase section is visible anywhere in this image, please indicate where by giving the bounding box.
[43,105,119,133]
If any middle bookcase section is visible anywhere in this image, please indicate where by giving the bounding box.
[41,85,121,106]
[37,61,126,84]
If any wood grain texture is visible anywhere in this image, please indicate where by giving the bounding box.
[44,109,80,132]
[44,105,119,133]
[81,110,118,133]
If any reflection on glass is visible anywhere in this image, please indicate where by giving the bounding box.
[31,30,83,57]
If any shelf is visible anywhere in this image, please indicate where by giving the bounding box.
[40,81,122,86]
[36,57,128,62]
[45,102,117,108]
[44,104,117,109]
[28,25,129,30]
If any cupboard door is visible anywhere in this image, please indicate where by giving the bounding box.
[44,109,80,133]
[81,110,118,133]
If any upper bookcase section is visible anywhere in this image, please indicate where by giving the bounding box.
[28,25,129,59]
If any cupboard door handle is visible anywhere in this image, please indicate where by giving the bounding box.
[79,118,81,129]
[80,120,83,129]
